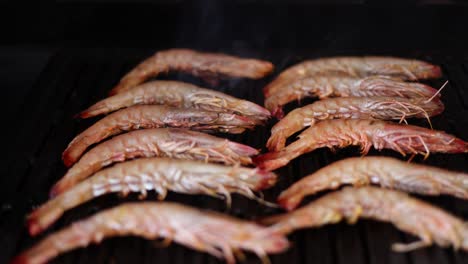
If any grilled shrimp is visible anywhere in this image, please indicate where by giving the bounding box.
[266,96,444,151]
[79,80,270,122]
[263,187,468,252]
[52,128,259,196]
[14,202,289,264]
[264,56,441,97]
[28,157,277,236]
[62,105,257,167]
[278,157,468,210]
[264,75,440,118]
[110,49,274,95]
[255,119,468,171]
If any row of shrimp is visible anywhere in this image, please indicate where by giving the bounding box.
[12,49,291,264]
[256,56,468,171]
[256,57,468,255]
[12,52,468,264]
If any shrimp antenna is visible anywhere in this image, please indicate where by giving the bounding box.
[424,80,449,103]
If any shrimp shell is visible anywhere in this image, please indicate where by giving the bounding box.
[52,128,259,196]
[28,157,277,236]
[264,56,442,97]
[278,156,468,211]
[255,119,468,171]
[263,187,468,252]
[266,96,444,151]
[79,80,270,122]
[62,105,257,167]
[110,49,274,95]
[264,75,440,118]
[14,202,289,264]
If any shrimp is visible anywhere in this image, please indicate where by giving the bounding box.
[262,187,468,252]
[109,49,274,95]
[28,157,277,236]
[62,105,257,167]
[51,128,259,197]
[264,75,440,118]
[278,157,468,211]
[264,56,442,97]
[266,96,444,151]
[255,119,468,171]
[14,202,289,264]
[79,80,270,122]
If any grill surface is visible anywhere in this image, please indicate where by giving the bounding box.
[2,3,468,264]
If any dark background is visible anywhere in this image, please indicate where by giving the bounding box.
[1,1,468,264]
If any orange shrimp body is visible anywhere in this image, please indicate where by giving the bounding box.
[278,157,468,210]
[80,80,270,121]
[28,157,277,236]
[110,49,274,95]
[264,56,442,97]
[263,187,468,252]
[62,105,257,167]
[52,128,259,196]
[264,75,440,118]
[14,202,289,264]
[256,119,468,171]
[266,96,444,151]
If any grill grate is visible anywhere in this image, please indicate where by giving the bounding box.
[2,48,468,264]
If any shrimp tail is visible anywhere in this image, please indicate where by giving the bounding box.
[29,184,90,236]
[62,139,85,167]
[49,182,66,198]
[266,131,287,152]
[27,203,62,236]
[258,214,300,235]
[77,102,108,119]
[271,107,285,120]
[254,169,279,190]
[277,192,303,211]
[253,151,290,171]
[62,129,106,167]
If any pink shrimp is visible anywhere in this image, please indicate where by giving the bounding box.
[109,49,274,95]
[52,128,259,196]
[28,157,277,236]
[266,96,444,151]
[79,80,270,122]
[62,105,257,167]
[264,75,440,118]
[255,119,468,171]
[262,187,468,252]
[264,56,442,97]
[278,156,468,211]
[14,202,289,264]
